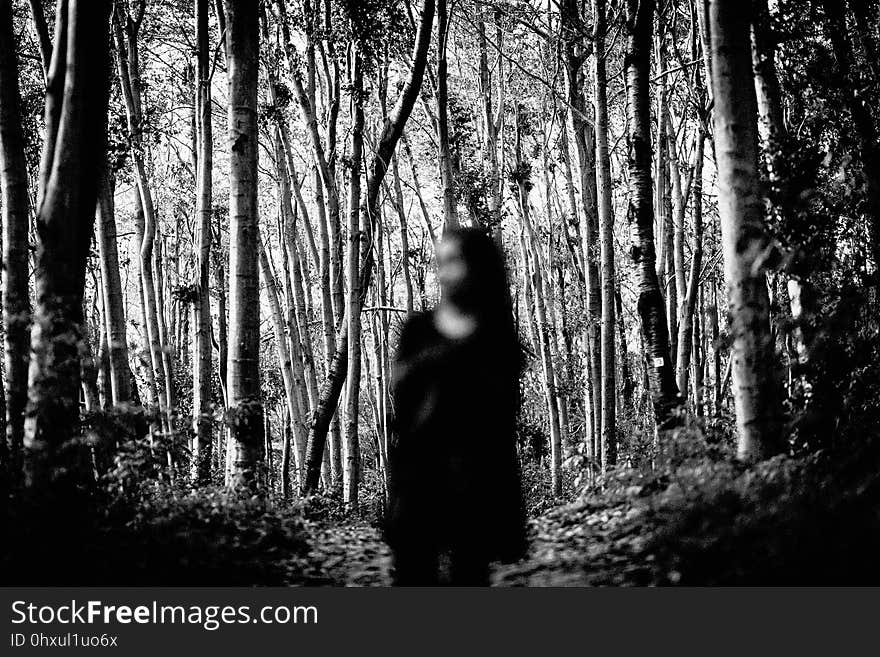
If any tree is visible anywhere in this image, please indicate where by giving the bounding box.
[436,0,459,232]
[0,0,34,470]
[562,0,602,461]
[192,0,214,484]
[112,2,171,422]
[593,0,617,469]
[624,0,681,430]
[709,0,782,460]
[674,129,706,395]
[301,0,437,495]
[343,51,365,506]
[225,0,263,488]
[95,172,132,406]
[24,0,112,484]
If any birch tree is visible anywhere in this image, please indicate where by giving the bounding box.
[593,0,617,469]
[624,0,682,430]
[301,0,436,495]
[225,0,264,488]
[25,0,112,484]
[192,0,214,484]
[709,0,781,460]
[0,0,33,469]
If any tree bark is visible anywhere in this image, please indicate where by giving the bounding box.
[709,0,782,460]
[343,52,365,508]
[477,11,503,241]
[675,130,706,393]
[112,7,171,423]
[24,0,112,484]
[192,0,214,484]
[562,0,602,458]
[225,0,264,488]
[624,0,682,430]
[95,172,131,405]
[593,0,617,471]
[301,0,435,494]
[0,0,34,469]
[436,0,459,232]
[516,105,563,495]
[259,238,306,486]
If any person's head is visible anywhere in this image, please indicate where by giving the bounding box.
[436,227,510,318]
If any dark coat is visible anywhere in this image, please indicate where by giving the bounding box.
[385,311,527,563]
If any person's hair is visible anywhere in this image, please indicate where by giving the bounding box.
[441,227,521,366]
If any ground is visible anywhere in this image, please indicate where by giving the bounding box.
[303,448,880,586]
[4,445,879,585]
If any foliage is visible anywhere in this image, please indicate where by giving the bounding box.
[497,432,880,585]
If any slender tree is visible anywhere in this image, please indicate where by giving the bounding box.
[301,0,436,494]
[562,0,602,457]
[624,0,682,430]
[0,0,34,469]
[436,0,459,231]
[343,51,365,507]
[192,0,214,484]
[112,3,171,421]
[95,173,132,405]
[225,0,264,488]
[593,0,617,469]
[675,129,706,393]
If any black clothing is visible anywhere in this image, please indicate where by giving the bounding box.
[385,311,527,585]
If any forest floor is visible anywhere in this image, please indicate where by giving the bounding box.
[303,445,880,586]
[5,439,880,585]
[301,491,676,586]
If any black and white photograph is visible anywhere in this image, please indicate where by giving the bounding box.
[1,0,880,606]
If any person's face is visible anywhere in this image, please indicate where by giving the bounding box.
[436,239,469,304]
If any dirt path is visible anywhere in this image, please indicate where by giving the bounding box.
[304,496,661,586]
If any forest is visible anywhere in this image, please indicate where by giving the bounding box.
[1,0,880,586]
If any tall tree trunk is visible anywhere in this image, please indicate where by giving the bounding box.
[96,173,131,405]
[436,0,459,232]
[675,130,706,393]
[624,0,682,430]
[24,0,112,484]
[308,154,342,485]
[562,0,602,458]
[615,285,635,407]
[192,0,214,484]
[259,239,306,486]
[270,130,314,484]
[281,406,292,499]
[709,0,781,460]
[477,11,503,240]
[112,8,170,423]
[276,0,344,328]
[301,0,436,494]
[154,236,174,412]
[225,0,264,488]
[213,215,228,408]
[0,0,34,469]
[343,52,365,508]
[593,0,617,470]
[516,105,563,495]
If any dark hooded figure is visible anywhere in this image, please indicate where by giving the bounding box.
[385,227,527,585]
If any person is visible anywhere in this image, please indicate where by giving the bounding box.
[385,227,527,586]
